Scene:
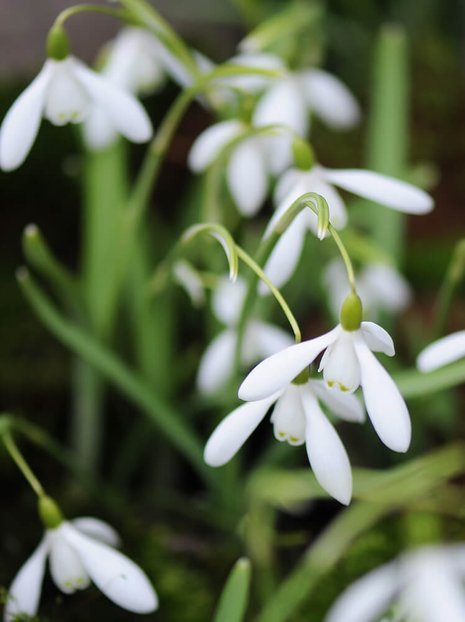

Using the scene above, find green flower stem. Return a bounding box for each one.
[434,238,465,337]
[2,431,45,498]
[53,4,130,30]
[17,269,214,486]
[328,224,356,292]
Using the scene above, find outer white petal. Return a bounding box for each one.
[48,529,90,594]
[273,168,303,205]
[212,276,246,326]
[323,168,434,214]
[188,120,244,172]
[239,327,340,401]
[61,523,158,613]
[4,538,48,621]
[72,517,121,547]
[226,139,268,216]
[82,106,119,151]
[204,394,279,466]
[354,335,411,452]
[0,61,53,171]
[417,331,465,372]
[221,53,285,92]
[197,329,236,395]
[300,386,352,504]
[325,561,399,622]
[252,321,294,358]
[253,78,308,136]
[71,58,153,143]
[360,321,395,356]
[298,68,360,129]
[360,263,411,314]
[310,379,365,422]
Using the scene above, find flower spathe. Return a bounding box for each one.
[417,330,465,373]
[0,55,153,170]
[4,517,158,620]
[325,544,465,622]
[239,321,411,453]
[204,380,364,504]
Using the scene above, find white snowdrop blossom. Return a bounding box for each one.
[325,544,465,622]
[205,378,364,504]
[417,330,465,373]
[324,258,412,321]
[239,321,411,452]
[4,517,158,620]
[0,55,153,170]
[197,276,293,394]
[260,165,434,291]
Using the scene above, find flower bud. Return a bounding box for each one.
[46,26,70,61]
[340,292,363,331]
[38,495,64,529]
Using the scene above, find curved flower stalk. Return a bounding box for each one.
[325,544,465,622]
[417,330,465,373]
[204,379,364,504]
[239,320,411,453]
[324,258,412,321]
[261,164,434,291]
[197,276,293,395]
[4,516,158,620]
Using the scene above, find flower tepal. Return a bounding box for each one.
[0,55,153,171]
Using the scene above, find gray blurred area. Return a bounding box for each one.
[0,0,239,79]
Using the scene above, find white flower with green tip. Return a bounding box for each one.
[205,379,364,505]
[4,516,158,620]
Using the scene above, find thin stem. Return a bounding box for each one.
[2,432,44,497]
[328,225,356,291]
[434,239,465,337]
[53,4,130,29]
[236,245,301,343]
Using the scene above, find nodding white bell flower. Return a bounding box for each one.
[239,319,411,453]
[0,55,153,170]
[260,164,434,292]
[197,276,293,394]
[4,516,158,620]
[325,544,465,622]
[205,378,364,504]
[417,330,465,373]
[324,258,412,321]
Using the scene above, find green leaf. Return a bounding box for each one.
[213,558,251,622]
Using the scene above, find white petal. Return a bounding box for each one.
[197,329,236,395]
[260,212,308,293]
[265,176,310,238]
[320,331,361,393]
[221,53,285,93]
[417,331,465,372]
[172,259,205,308]
[44,59,90,125]
[0,61,53,171]
[188,120,244,172]
[253,78,308,136]
[298,69,360,129]
[304,173,348,230]
[354,335,411,452]
[273,168,302,205]
[226,139,268,216]
[82,106,119,151]
[310,379,365,422]
[359,263,411,315]
[204,394,279,466]
[323,168,434,214]
[61,523,158,613]
[360,321,395,356]
[323,258,350,320]
[72,517,121,547]
[325,561,399,622]
[72,58,153,143]
[48,529,90,594]
[212,276,246,326]
[300,386,352,504]
[262,132,294,175]
[239,327,340,401]
[252,321,294,357]
[271,385,306,445]
[4,539,48,621]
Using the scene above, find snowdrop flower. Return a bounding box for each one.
[325,544,465,622]
[417,330,465,373]
[197,276,293,394]
[5,501,158,620]
[0,53,153,170]
[205,378,364,504]
[324,258,412,320]
[239,297,411,452]
[261,164,434,291]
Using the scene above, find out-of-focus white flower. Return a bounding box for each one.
[324,259,412,320]
[260,165,434,291]
[325,544,465,622]
[205,379,364,504]
[0,56,153,170]
[197,276,293,394]
[417,330,465,373]
[239,321,411,452]
[172,259,206,307]
[4,516,158,620]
